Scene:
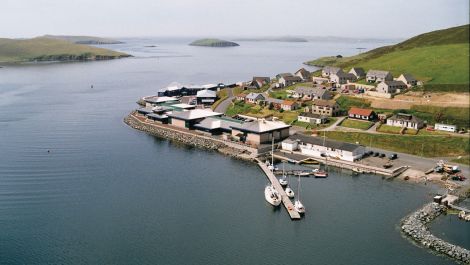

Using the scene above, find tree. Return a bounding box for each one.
[268,102,274,110]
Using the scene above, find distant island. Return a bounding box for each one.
[42,35,124,45]
[189,38,239,47]
[0,37,130,63]
[235,37,308,42]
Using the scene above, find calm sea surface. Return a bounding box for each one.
[0,38,461,264]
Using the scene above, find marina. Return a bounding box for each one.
[256,159,301,220]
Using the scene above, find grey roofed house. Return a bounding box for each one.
[322,66,343,75]
[276,72,294,79]
[294,86,332,99]
[265,97,284,104]
[366,70,390,78]
[287,133,363,152]
[230,120,291,134]
[298,112,327,119]
[399,74,416,82]
[283,75,302,82]
[388,113,422,123]
[245,92,265,101]
[349,67,365,78]
[295,68,311,80]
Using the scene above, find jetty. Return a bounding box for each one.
[256,159,301,220]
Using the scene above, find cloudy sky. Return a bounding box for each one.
[1,0,468,39]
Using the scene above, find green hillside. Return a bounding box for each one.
[305,24,469,86]
[0,37,130,63]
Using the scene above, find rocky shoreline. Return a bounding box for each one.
[124,113,256,161]
[401,203,470,264]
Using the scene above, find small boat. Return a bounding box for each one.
[294,174,305,214]
[264,185,281,206]
[352,167,363,173]
[314,170,328,178]
[382,163,393,169]
[302,159,319,165]
[296,171,311,177]
[287,159,297,164]
[285,186,294,198]
[279,162,288,186]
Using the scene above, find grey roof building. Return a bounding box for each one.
[349,67,366,78]
[366,70,393,82]
[294,87,332,100]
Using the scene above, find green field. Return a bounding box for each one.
[323,131,470,157]
[336,96,371,112]
[305,24,470,86]
[376,124,417,135]
[0,37,129,63]
[340,119,374,130]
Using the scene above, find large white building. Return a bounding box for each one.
[282,134,365,162]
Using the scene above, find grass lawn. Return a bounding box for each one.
[340,119,374,130]
[323,131,470,157]
[269,90,290,100]
[336,95,371,112]
[225,100,252,116]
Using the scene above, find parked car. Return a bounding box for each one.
[373,152,379,157]
[388,153,398,160]
[379,153,385,158]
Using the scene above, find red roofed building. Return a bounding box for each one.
[348,107,376,121]
[281,100,299,111]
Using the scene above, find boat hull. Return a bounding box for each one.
[264,186,281,206]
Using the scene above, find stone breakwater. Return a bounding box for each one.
[124,113,256,161]
[401,203,470,264]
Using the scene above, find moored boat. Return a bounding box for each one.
[264,185,281,206]
[314,170,328,178]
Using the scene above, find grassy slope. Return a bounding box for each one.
[43,35,122,44]
[0,37,129,63]
[305,24,470,85]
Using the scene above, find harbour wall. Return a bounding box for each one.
[401,203,470,264]
[124,112,257,161]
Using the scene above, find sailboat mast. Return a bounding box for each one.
[271,136,274,171]
[297,174,301,201]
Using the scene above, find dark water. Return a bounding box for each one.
[0,39,459,264]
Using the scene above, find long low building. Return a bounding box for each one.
[167,109,223,129]
[282,134,365,162]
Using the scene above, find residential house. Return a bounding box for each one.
[293,87,332,100]
[196,89,217,105]
[310,100,340,117]
[281,100,299,111]
[366,70,393,83]
[298,112,328,124]
[330,72,357,85]
[230,120,291,146]
[377,80,407,94]
[236,93,247,101]
[276,73,293,79]
[386,113,424,130]
[295,68,311,81]
[167,109,222,129]
[434,123,457,133]
[397,74,417,87]
[251,76,270,88]
[245,93,266,104]
[312,76,329,84]
[348,107,376,121]
[265,97,283,110]
[282,134,365,162]
[278,75,302,87]
[321,66,343,78]
[349,67,366,79]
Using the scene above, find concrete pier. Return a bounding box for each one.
[256,159,301,220]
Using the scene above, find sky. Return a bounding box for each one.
[0,0,468,39]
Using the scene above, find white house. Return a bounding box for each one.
[330,72,356,85]
[376,80,407,94]
[366,70,393,83]
[298,112,328,124]
[282,134,365,162]
[396,74,418,87]
[434,123,457,133]
[245,93,265,103]
[322,66,343,78]
[386,113,424,129]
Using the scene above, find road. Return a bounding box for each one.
[214,87,234,113]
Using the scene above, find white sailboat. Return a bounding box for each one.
[279,162,288,186]
[285,165,295,198]
[264,185,281,206]
[294,174,305,213]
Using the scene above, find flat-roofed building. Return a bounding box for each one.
[167,109,222,129]
[298,112,328,124]
[194,116,244,135]
[434,123,457,133]
[196,89,217,105]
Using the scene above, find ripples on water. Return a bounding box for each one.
[0,38,459,265]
